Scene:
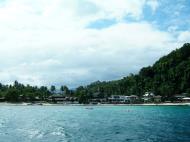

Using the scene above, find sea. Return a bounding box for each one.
[0,105,190,142]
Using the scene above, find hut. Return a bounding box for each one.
[153,95,162,103]
[142,92,155,103]
[182,97,190,103]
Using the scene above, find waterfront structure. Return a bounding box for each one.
[128,95,139,103]
[108,95,124,103]
[182,97,190,103]
[88,92,107,104]
[142,92,155,103]
[173,94,186,102]
[48,95,78,104]
[89,98,107,104]
[153,95,162,103]
[108,95,139,104]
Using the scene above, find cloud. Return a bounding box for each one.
[0,0,189,87]
[87,0,146,20]
[178,31,190,42]
[146,0,159,12]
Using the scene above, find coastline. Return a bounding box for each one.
[0,102,190,106]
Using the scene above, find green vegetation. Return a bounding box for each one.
[0,81,73,102]
[0,43,190,103]
[75,43,190,102]
[0,81,51,102]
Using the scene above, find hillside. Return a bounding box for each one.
[75,43,190,101]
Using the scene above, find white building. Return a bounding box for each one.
[142,92,155,103]
[108,95,139,104]
[182,97,190,102]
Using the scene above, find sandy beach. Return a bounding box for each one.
[0,102,190,106]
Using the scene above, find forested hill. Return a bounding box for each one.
[0,43,190,102]
[76,43,190,100]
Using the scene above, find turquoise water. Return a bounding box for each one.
[0,106,190,142]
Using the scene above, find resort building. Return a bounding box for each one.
[108,95,124,103]
[173,94,187,102]
[128,95,139,104]
[89,98,107,104]
[142,92,155,103]
[88,92,107,104]
[153,95,162,103]
[182,97,190,103]
[108,95,139,104]
[48,95,78,104]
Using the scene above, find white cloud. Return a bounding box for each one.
[0,0,187,87]
[146,0,159,12]
[178,31,190,42]
[87,0,146,20]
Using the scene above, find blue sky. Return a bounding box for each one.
[87,0,190,31]
[0,0,190,88]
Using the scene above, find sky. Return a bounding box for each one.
[0,0,190,88]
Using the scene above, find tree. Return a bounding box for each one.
[63,85,69,96]
[75,86,88,104]
[5,88,20,102]
[60,86,64,94]
[60,85,69,95]
[50,85,56,94]
[73,43,190,101]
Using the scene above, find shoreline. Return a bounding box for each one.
[0,102,190,106]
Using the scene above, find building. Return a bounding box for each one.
[153,95,162,103]
[128,95,139,104]
[108,95,124,104]
[182,97,190,103]
[142,92,155,103]
[48,95,65,103]
[173,95,186,102]
[89,92,107,104]
[89,98,107,104]
[108,95,139,104]
[48,95,78,104]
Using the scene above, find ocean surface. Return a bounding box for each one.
[0,106,190,142]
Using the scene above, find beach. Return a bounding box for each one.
[0,102,190,106]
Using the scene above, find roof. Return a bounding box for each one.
[154,95,162,98]
[174,95,186,98]
[92,92,101,97]
[182,97,190,100]
[54,98,66,101]
[129,95,138,98]
[143,92,155,97]
[51,95,66,98]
